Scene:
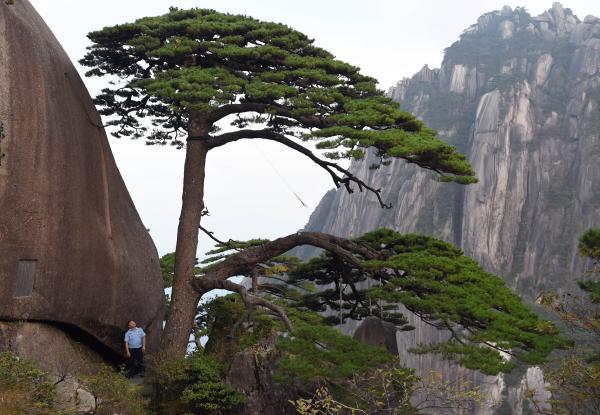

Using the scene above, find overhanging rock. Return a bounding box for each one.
[0,0,163,355]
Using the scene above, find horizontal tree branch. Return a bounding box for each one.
[197,231,378,283]
[203,129,391,208]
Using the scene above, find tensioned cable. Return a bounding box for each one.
[254,143,308,208]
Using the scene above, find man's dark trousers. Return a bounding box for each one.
[128,347,144,377]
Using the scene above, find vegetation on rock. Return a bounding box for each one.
[529,229,599,414]
[82,365,146,415]
[291,362,484,415]
[0,352,57,415]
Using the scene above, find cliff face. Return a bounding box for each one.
[303,4,599,413]
[305,3,600,299]
[0,1,164,354]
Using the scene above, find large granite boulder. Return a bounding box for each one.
[0,1,163,355]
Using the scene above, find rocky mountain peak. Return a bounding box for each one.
[413,63,436,82]
[463,3,589,48]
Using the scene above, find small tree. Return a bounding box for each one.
[0,352,56,415]
[145,352,244,415]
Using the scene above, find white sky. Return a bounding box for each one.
[30,1,600,257]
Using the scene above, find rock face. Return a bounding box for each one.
[0,321,104,376]
[353,316,399,355]
[0,321,103,413]
[303,3,599,413]
[0,1,163,354]
[307,2,600,299]
[226,336,299,415]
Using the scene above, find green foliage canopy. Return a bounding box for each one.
[80,7,476,185]
[579,228,600,260]
[196,229,569,376]
[196,294,394,384]
[281,229,569,375]
[275,306,394,382]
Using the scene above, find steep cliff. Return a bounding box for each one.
[302,3,599,413]
[305,3,600,299]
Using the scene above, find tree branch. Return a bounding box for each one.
[211,279,294,332]
[190,231,380,332]
[208,103,330,128]
[203,129,391,208]
[199,224,241,252]
[194,231,378,288]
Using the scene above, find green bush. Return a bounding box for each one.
[82,365,147,415]
[579,228,600,260]
[0,352,57,415]
[146,352,244,415]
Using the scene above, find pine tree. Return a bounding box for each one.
[81,7,504,359]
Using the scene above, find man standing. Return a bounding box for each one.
[124,320,146,377]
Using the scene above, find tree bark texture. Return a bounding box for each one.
[159,119,209,358]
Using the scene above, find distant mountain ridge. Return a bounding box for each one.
[300,4,599,413]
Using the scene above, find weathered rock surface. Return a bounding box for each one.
[53,375,97,414]
[303,3,599,413]
[353,316,399,355]
[0,1,163,354]
[0,321,104,375]
[307,2,600,300]
[226,336,299,415]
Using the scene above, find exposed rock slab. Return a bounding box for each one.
[0,1,163,354]
[0,321,105,375]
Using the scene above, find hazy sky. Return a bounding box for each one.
[29,0,600,257]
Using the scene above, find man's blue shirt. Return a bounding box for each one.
[124,327,145,349]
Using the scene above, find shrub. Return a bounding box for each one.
[82,365,146,415]
[0,352,57,415]
[146,352,244,415]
